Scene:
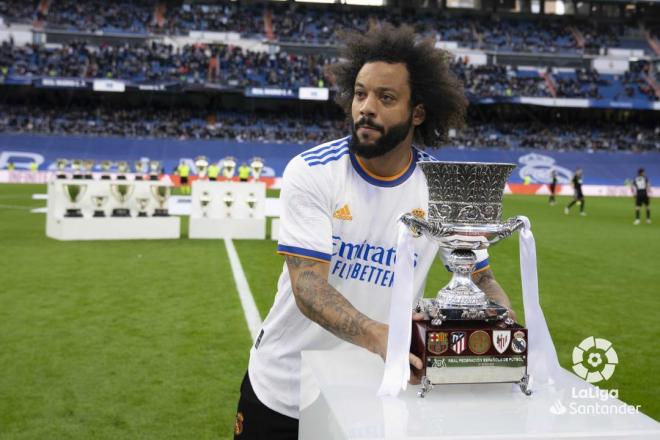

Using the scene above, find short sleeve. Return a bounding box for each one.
[276,157,333,262]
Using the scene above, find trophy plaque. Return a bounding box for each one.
[150,185,170,217]
[200,191,211,217]
[111,183,134,217]
[149,160,160,181]
[63,183,87,217]
[100,161,112,180]
[223,191,234,218]
[249,157,264,181]
[195,156,209,179]
[136,197,150,217]
[92,195,108,217]
[401,161,530,397]
[56,159,68,179]
[222,156,237,179]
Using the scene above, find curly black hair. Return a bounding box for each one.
[330,24,468,146]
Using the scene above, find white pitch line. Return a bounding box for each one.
[224,238,262,341]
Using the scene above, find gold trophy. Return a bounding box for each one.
[100,160,112,180]
[92,195,108,217]
[136,197,150,217]
[222,156,237,179]
[71,159,83,179]
[223,191,234,218]
[110,183,134,217]
[63,183,87,217]
[200,190,212,217]
[116,161,129,180]
[246,192,257,218]
[150,185,170,217]
[149,160,160,181]
[195,156,209,179]
[249,157,265,181]
[56,158,68,179]
[82,159,94,179]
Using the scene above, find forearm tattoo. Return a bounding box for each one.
[285,255,379,350]
[472,268,512,309]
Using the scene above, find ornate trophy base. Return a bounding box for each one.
[93,210,106,217]
[411,319,530,397]
[64,209,83,217]
[152,209,169,217]
[112,208,131,217]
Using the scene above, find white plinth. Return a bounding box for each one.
[46,217,180,241]
[188,217,265,239]
[299,350,660,440]
[271,218,280,241]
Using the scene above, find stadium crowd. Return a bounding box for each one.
[1,104,657,152]
[0,0,649,54]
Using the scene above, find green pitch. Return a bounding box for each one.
[0,184,658,439]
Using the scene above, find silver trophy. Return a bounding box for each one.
[56,158,68,179]
[116,161,129,180]
[402,162,531,397]
[100,160,112,180]
[200,190,212,217]
[195,156,209,179]
[150,185,170,217]
[149,160,160,181]
[92,195,108,217]
[223,191,234,218]
[136,197,150,217]
[82,159,95,180]
[111,183,134,217]
[246,192,257,218]
[134,160,145,180]
[63,183,87,217]
[222,156,237,179]
[249,157,265,181]
[71,159,83,179]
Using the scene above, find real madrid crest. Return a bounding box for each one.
[511,330,527,354]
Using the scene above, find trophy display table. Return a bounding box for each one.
[47,217,180,241]
[299,350,660,440]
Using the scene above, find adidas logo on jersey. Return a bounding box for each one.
[333,204,353,221]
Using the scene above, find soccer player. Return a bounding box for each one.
[548,170,558,205]
[564,167,586,216]
[632,168,651,225]
[233,25,517,439]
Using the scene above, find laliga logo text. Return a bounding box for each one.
[549,337,641,416]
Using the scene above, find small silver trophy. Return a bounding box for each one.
[63,183,87,217]
[111,183,134,217]
[148,160,160,181]
[71,159,83,179]
[195,156,209,179]
[246,192,257,218]
[150,185,170,217]
[200,190,212,217]
[100,161,112,180]
[134,161,145,181]
[92,195,108,217]
[249,157,264,181]
[116,161,129,180]
[82,159,95,180]
[56,158,68,179]
[223,191,234,218]
[222,156,237,179]
[136,197,150,217]
[402,161,530,397]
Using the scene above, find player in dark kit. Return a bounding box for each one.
[632,168,651,225]
[548,170,558,205]
[564,168,586,216]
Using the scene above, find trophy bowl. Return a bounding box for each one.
[150,185,170,217]
[91,195,108,217]
[110,183,134,217]
[222,156,237,179]
[401,161,530,397]
[63,183,87,217]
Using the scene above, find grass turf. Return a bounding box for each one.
[0,184,658,439]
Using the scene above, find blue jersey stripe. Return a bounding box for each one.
[349,149,418,188]
[302,143,348,162]
[300,137,350,158]
[277,244,332,261]
[307,149,349,166]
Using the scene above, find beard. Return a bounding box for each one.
[349,113,413,159]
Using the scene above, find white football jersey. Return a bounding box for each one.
[248,136,490,418]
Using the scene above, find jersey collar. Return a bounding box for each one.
[349,144,419,188]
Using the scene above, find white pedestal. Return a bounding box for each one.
[299,350,660,440]
[271,218,280,241]
[188,217,265,239]
[46,217,180,241]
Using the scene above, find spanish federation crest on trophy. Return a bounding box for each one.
[401,161,531,397]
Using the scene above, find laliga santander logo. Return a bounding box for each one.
[572,337,618,383]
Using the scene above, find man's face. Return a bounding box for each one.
[349,62,418,159]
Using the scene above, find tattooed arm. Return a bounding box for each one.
[472,268,517,321]
[285,255,390,358]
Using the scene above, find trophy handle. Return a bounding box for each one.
[399,213,453,239]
